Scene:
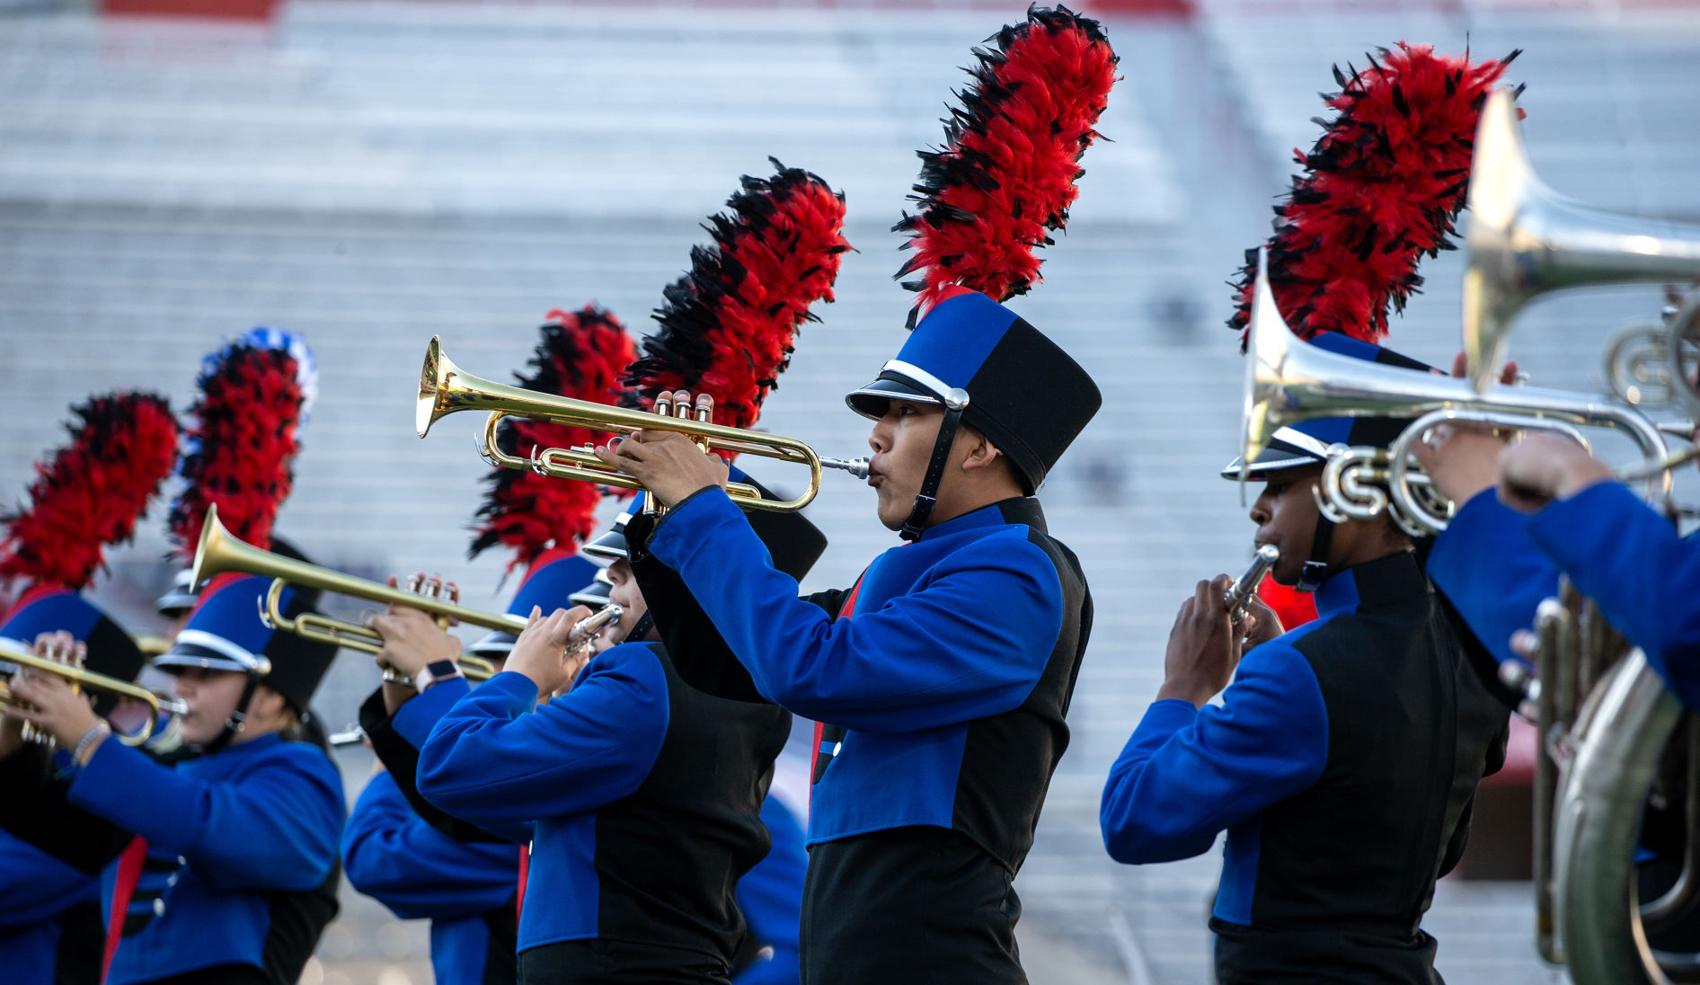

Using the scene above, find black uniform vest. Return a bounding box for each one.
[1213,552,1509,983]
[524,643,791,984]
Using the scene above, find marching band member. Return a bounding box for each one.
[1102,45,1520,983]
[0,327,343,985]
[344,305,635,984]
[600,11,1112,982]
[419,162,842,985]
[1,570,343,985]
[1099,339,1509,983]
[0,391,178,985]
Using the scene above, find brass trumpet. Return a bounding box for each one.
[192,504,524,682]
[416,337,865,513]
[1463,91,1700,391]
[0,641,187,747]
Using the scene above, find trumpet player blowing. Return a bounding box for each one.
[597,10,1117,982]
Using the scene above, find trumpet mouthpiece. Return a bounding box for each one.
[822,457,871,480]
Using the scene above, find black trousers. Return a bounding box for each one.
[520,939,731,985]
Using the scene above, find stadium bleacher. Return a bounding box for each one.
[2,2,1697,981]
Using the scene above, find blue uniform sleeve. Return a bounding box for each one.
[66,739,343,893]
[0,831,95,928]
[647,489,1064,732]
[1426,488,1561,667]
[1100,640,1329,865]
[417,652,669,829]
[733,796,805,985]
[1528,481,1700,707]
[391,677,471,749]
[342,770,517,921]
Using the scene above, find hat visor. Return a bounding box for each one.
[153,643,254,675]
[570,582,613,608]
[1219,448,1328,481]
[153,629,269,675]
[581,530,628,562]
[844,377,942,421]
[467,631,516,659]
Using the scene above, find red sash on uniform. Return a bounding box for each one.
[808,577,865,808]
[516,844,530,924]
[103,835,148,980]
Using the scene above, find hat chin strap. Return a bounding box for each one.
[1297,511,1335,594]
[202,674,260,754]
[899,389,972,543]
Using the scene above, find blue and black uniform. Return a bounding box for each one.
[1101,552,1508,982]
[419,642,791,985]
[343,685,521,985]
[644,489,1090,983]
[0,828,103,985]
[1429,482,1700,708]
[0,730,344,985]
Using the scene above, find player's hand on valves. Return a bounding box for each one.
[1238,595,1284,651]
[1411,354,1524,505]
[8,632,101,750]
[508,606,597,697]
[592,390,729,509]
[1157,575,1240,708]
[369,572,462,680]
[1497,432,1615,514]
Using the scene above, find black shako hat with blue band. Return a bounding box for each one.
[467,552,601,659]
[154,573,337,720]
[1219,331,1436,481]
[846,288,1101,537]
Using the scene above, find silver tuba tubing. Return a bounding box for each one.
[1552,649,1685,984]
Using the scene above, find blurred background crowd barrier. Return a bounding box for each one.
[2,0,1698,981]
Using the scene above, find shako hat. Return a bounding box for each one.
[868,7,1116,535]
[154,572,336,716]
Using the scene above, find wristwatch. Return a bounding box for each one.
[413,659,463,692]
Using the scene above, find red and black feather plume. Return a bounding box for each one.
[167,332,314,560]
[1228,43,1522,348]
[0,393,179,590]
[623,159,850,433]
[471,306,637,568]
[894,5,1118,324]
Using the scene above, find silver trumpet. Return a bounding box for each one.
[1224,546,1279,626]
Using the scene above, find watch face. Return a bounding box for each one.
[425,660,460,678]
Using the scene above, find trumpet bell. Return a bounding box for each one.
[1462,91,1700,391]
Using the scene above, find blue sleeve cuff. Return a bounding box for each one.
[1132,698,1198,741]
[647,486,743,569]
[1527,481,1637,563]
[392,676,473,748]
[476,670,541,710]
[1428,488,1519,582]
